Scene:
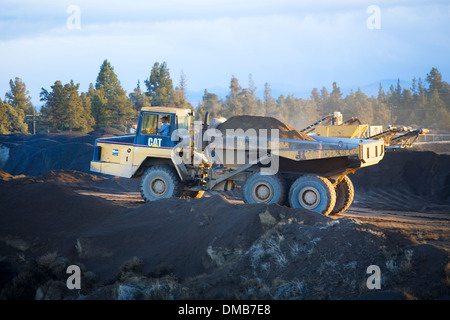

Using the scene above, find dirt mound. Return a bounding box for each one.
[47,169,140,193]
[217,115,315,141]
[0,170,27,181]
[412,142,450,155]
[0,128,124,176]
[351,150,450,211]
[0,178,448,300]
[0,180,126,258]
[38,170,107,184]
[76,195,315,282]
[89,127,125,137]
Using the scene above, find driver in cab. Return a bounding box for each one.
[157,116,170,136]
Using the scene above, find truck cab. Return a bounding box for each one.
[90,107,193,178]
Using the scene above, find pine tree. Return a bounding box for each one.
[0,100,8,134]
[40,80,65,130]
[61,81,94,131]
[309,88,322,116]
[0,99,28,134]
[371,98,390,126]
[108,88,135,131]
[415,77,427,122]
[248,74,257,97]
[224,76,243,116]
[401,88,415,123]
[319,86,329,115]
[323,82,343,115]
[355,88,374,124]
[196,89,223,120]
[95,60,120,96]
[426,89,446,127]
[330,82,343,100]
[276,95,289,123]
[81,92,95,130]
[320,87,329,101]
[411,77,417,96]
[129,81,151,111]
[426,67,443,95]
[426,67,449,107]
[388,79,402,110]
[237,88,255,116]
[5,77,34,133]
[173,70,193,109]
[92,59,134,129]
[5,77,34,115]
[311,88,321,104]
[144,62,175,106]
[179,70,187,96]
[40,80,94,132]
[235,74,258,116]
[263,82,276,117]
[377,83,386,102]
[90,87,110,128]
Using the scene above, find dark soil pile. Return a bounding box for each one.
[36,169,139,194]
[351,150,450,211]
[412,142,450,155]
[38,169,107,184]
[216,115,315,141]
[0,175,448,300]
[0,128,125,176]
[0,171,26,181]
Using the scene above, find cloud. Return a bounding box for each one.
[0,0,449,106]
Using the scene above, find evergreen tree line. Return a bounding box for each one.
[0,60,192,134]
[196,67,450,132]
[1,62,449,135]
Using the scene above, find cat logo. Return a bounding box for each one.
[148,137,162,148]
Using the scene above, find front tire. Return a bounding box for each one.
[140,166,184,202]
[243,172,287,205]
[288,175,336,215]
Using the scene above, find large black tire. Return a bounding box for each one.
[288,175,336,215]
[331,175,354,215]
[243,172,287,205]
[140,166,184,202]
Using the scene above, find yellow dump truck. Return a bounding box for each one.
[91,107,385,215]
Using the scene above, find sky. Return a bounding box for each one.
[0,0,449,109]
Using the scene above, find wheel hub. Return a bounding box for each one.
[253,183,272,202]
[299,187,320,209]
[151,178,167,195]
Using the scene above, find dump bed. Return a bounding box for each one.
[276,136,384,167]
[205,134,385,177]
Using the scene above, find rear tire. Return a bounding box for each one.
[140,166,184,202]
[243,172,287,205]
[330,175,354,215]
[288,175,336,215]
